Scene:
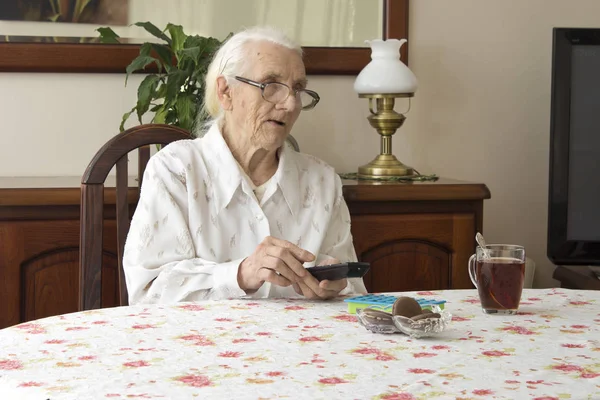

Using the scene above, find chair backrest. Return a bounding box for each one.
[79,124,191,311]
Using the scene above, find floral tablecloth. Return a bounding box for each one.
[0,288,599,399]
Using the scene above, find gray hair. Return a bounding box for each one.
[196,26,302,135]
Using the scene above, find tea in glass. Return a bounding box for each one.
[468,245,526,315]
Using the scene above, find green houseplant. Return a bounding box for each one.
[98,22,229,133]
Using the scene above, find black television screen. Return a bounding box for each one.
[548,28,600,265]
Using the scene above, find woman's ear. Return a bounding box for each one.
[216,76,233,111]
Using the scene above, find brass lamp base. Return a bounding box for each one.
[358,154,413,178]
[356,93,414,179]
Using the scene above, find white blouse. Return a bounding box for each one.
[123,124,367,304]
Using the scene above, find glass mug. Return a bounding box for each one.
[468,245,526,315]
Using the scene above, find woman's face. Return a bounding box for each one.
[224,41,306,151]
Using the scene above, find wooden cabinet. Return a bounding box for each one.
[343,179,490,293]
[0,177,135,329]
[1,221,121,325]
[0,177,490,329]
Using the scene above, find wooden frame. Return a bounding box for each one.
[0,0,408,75]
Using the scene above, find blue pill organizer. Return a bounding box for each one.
[344,294,446,314]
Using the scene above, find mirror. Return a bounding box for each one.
[1,0,382,47]
[0,0,408,74]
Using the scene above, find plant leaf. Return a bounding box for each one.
[165,70,188,101]
[117,25,228,133]
[165,109,179,125]
[156,81,168,98]
[126,56,157,74]
[167,23,187,55]
[134,21,171,44]
[48,0,58,15]
[185,35,221,59]
[153,104,168,124]
[139,42,152,57]
[175,93,197,132]
[222,32,234,42]
[177,56,195,82]
[136,75,160,122]
[179,46,200,66]
[150,43,173,71]
[96,27,121,44]
[140,43,173,73]
[120,106,136,132]
[73,0,93,21]
[125,56,159,84]
[187,35,224,77]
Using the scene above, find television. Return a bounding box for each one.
[547,27,600,265]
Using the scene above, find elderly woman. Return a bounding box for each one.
[123,26,367,303]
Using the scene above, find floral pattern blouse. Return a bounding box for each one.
[123,123,366,304]
[0,288,599,399]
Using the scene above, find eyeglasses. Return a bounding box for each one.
[234,76,320,110]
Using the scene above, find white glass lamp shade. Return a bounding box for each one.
[354,39,418,95]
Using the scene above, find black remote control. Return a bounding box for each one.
[305,262,370,282]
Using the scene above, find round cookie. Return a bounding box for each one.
[392,296,422,318]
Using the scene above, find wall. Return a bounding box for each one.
[0,73,376,177]
[405,0,600,287]
[1,0,599,287]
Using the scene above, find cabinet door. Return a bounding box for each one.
[0,220,119,328]
[351,213,475,292]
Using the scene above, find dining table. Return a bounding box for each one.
[0,288,599,399]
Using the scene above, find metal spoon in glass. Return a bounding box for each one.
[475,232,491,259]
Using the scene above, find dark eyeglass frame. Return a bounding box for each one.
[234,76,320,110]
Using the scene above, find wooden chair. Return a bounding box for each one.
[79,124,191,311]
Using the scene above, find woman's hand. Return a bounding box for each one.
[292,258,348,300]
[237,236,315,292]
